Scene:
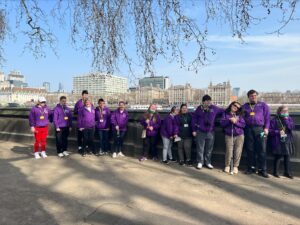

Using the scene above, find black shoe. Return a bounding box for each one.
[179,161,185,166]
[169,159,177,163]
[81,153,86,157]
[245,169,254,175]
[283,173,294,179]
[162,160,169,165]
[186,160,193,167]
[258,171,269,178]
[86,151,92,155]
[273,173,280,178]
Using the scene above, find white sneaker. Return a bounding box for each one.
[41,151,47,158]
[34,152,41,159]
[196,163,202,169]
[206,164,214,169]
[58,153,64,158]
[224,166,230,173]
[233,167,239,174]
[112,152,117,158]
[62,151,69,156]
[118,152,125,157]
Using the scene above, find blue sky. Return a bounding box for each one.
[1,1,300,93]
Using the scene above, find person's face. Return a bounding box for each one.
[203,100,211,107]
[181,106,188,113]
[231,103,241,113]
[119,102,125,110]
[40,102,46,107]
[150,104,157,112]
[85,100,91,107]
[174,108,179,115]
[248,93,258,103]
[82,94,88,100]
[99,101,105,108]
[60,98,67,106]
[280,107,289,115]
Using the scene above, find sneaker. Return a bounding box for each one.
[186,160,193,167]
[112,152,117,158]
[169,158,177,163]
[233,167,239,174]
[34,152,41,159]
[283,173,294,179]
[273,173,280,178]
[118,152,125,157]
[41,151,47,158]
[58,153,64,158]
[206,164,214,169]
[224,166,230,173]
[139,157,147,162]
[162,160,169,164]
[258,171,269,178]
[196,163,202,170]
[152,157,158,161]
[179,161,185,166]
[99,150,104,156]
[62,151,69,156]
[81,153,86,157]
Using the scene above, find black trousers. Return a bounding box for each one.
[274,154,291,175]
[81,128,95,154]
[77,129,83,148]
[113,130,126,153]
[55,127,70,154]
[142,136,158,158]
[245,126,267,172]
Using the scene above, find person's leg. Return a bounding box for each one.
[34,127,41,152]
[224,135,234,168]
[177,140,185,162]
[195,132,206,165]
[204,132,215,166]
[81,129,89,155]
[62,127,69,152]
[162,136,170,161]
[142,136,150,157]
[113,131,118,154]
[273,154,281,177]
[150,135,158,159]
[98,130,103,152]
[283,155,292,178]
[119,131,126,153]
[233,135,245,168]
[167,140,173,160]
[40,127,49,152]
[77,129,83,150]
[88,128,96,154]
[254,129,267,175]
[103,130,109,153]
[55,129,63,154]
[244,127,255,173]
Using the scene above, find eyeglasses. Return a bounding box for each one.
[233,104,241,109]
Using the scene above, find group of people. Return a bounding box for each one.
[29,89,296,179]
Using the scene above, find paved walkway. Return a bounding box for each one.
[0,141,299,225]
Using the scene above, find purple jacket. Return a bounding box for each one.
[74,99,84,115]
[111,109,129,131]
[192,105,224,133]
[77,106,96,129]
[269,116,295,154]
[242,101,270,129]
[95,106,111,130]
[53,104,73,128]
[140,113,161,137]
[220,112,246,136]
[160,114,176,138]
[29,105,52,127]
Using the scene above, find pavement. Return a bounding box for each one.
[0,140,299,225]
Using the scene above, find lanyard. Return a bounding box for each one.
[38,106,45,116]
[61,105,67,116]
[99,107,104,118]
[277,116,285,131]
[182,114,188,124]
[249,102,256,112]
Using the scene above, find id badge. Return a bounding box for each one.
[184,124,189,128]
[64,116,68,120]
[100,119,104,123]
[40,116,44,120]
[250,112,255,116]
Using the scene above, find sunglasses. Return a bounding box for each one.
[232,104,241,109]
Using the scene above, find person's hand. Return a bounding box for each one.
[30,127,35,133]
[264,128,269,136]
[79,128,84,131]
[230,117,237,124]
[56,128,61,132]
[192,132,197,137]
[149,126,154,131]
[280,130,285,136]
[116,125,119,130]
[69,127,72,132]
[174,134,178,138]
[145,119,150,124]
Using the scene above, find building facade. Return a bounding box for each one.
[139,76,171,90]
[206,81,232,106]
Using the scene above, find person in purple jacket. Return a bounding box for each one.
[269,105,295,179]
[161,106,179,164]
[174,104,193,166]
[95,98,111,155]
[111,101,129,158]
[242,90,270,178]
[192,95,224,170]
[74,90,89,153]
[139,104,161,162]
[53,96,73,158]
[29,97,52,159]
[220,101,245,174]
[77,99,96,156]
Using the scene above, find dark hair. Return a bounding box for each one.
[180,103,187,113]
[225,101,244,116]
[143,104,158,121]
[202,95,212,102]
[98,98,105,104]
[119,101,125,105]
[82,90,88,95]
[247,89,258,97]
[170,106,177,114]
[276,105,288,116]
[59,96,66,101]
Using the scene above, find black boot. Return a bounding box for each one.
[273,155,281,178]
[283,155,293,179]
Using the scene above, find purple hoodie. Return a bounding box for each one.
[160,114,176,139]
[242,101,270,129]
[95,106,111,130]
[269,116,295,155]
[192,105,224,133]
[29,105,52,127]
[53,104,73,128]
[140,113,161,137]
[77,106,96,129]
[111,109,129,131]
[74,99,84,115]
[220,112,246,136]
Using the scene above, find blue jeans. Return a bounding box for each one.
[113,130,126,153]
[161,136,173,161]
[98,130,109,152]
[194,131,215,164]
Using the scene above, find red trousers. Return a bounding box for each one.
[34,126,49,152]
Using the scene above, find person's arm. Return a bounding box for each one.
[68,109,73,128]
[220,113,230,128]
[53,107,59,129]
[153,114,161,130]
[173,115,180,136]
[95,108,99,122]
[111,111,116,127]
[269,119,279,136]
[77,108,84,130]
[29,108,36,128]
[285,117,295,131]
[191,109,199,132]
[235,116,246,128]
[263,103,271,130]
